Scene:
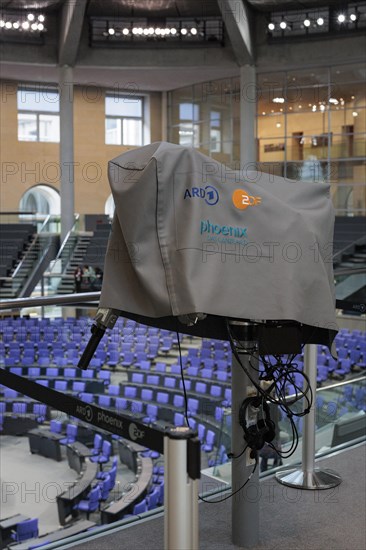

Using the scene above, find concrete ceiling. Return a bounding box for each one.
[0,1,360,91]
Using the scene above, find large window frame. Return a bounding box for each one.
[17,86,60,143]
[105,93,144,146]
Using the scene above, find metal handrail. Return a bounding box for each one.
[11,233,41,280]
[48,213,80,273]
[0,291,101,310]
[333,234,366,262]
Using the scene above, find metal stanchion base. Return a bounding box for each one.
[276,468,342,490]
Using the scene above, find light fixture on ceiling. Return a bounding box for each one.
[279,21,287,30]
[317,17,324,26]
[337,14,346,23]
[108,28,115,35]
[268,22,275,31]
[350,13,357,22]
[304,18,311,28]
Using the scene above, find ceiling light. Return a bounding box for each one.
[27,14,35,21]
[148,27,154,35]
[190,27,197,35]
[22,21,30,29]
[304,19,311,27]
[108,28,115,35]
[352,111,358,117]
[181,28,188,35]
[0,20,5,28]
[132,27,138,35]
[170,28,177,35]
[273,97,285,103]
[5,21,12,29]
[37,23,44,31]
[268,22,275,31]
[137,27,143,34]
[279,21,287,30]
[143,28,149,35]
[350,14,357,22]
[329,98,339,105]
[122,28,129,35]
[12,21,20,29]
[337,14,346,23]
[38,15,45,22]
[165,28,171,35]
[31,22,38,30]
[320,105,325,111]
[276,122,281,128]
[317,17,324,26]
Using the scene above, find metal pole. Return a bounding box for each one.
[230,321,259,548]
[164,428,199,550]
[276,344,342,489]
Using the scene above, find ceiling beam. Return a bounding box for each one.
[58,0,88,66]
[218,0,254,65]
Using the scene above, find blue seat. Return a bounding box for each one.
[74,486,101,519]
[174,412,185,426]
[98,370,111,384]
[157,392,169,405]
[124,386,137,399]
[72,381,86,393]
[11,518,38,542]
[50,419,62,433]
[79,392,94,404]
[33,403,47,422]
[132,372,144,384]
[133,498,148,515]
[82,369,94,379]
[12,402,27,416]
[164,377,176,389]
[147,487,160,510]
[90,440,112,467]
[54,380,68,392]
[91,433,103,455]
[141,388,153,401]
[98,395,111,408]
[108,384,120,396]
[173,394,184,408]
[59,423,78,445]
[202,429,216,452]
[143,404,158,424]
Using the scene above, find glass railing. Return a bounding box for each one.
[0,296,365,546]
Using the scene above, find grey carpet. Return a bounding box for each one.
[67,442,366,550]
[0,435,78,535]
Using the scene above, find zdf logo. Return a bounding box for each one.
[232,188,262,210]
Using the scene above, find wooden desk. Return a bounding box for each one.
[101,457,153,524]
[67,442,94,475]
[0,514,29,549]
[57,461,98,525]
[8,519,96,550]
[28,429,63,461]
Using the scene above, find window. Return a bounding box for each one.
[178,102,200,147]
[17,86,60,142]
[105,94,143,145]
[210,111,222,153]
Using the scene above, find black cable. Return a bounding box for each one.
[199,452,258,504]
[175,329,190,428]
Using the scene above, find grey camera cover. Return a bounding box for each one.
[100,142,337,347]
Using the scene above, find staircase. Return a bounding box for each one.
[0,234,59,299]
[57,234,92,294]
